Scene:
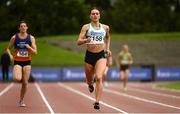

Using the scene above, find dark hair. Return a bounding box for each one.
[18,21,28,27]
[89,7,101,14]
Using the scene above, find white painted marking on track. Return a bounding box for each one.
[35,83,55,114]
[58,113,124,114]
[0,83,13,96]
[128,87,180,99]
[0,113,125,114]
[58,83,128,114]
[104,88,180,110]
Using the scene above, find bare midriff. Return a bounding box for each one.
[86,44,105,53]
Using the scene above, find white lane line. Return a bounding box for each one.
[59,113,123,114]
[111,83,180,99]
[35,83,55,114]
[1,113,123,114]
[0,83,14,96]
[128,87,180,100]
[58,83,128,114]
[104,89,180,110]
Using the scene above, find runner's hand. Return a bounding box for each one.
[9,54,14,62]
[85,37,91,43]
[25,44,31,49]
[106,50,112,56]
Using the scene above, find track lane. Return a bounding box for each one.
[58,82,128,114]
[0,83,13,97]
[38,82,120,113]
[126,82,180,96]
[40,83,121,113]
[35,83,54,114]
[0,83,12,91]
[39,83,99,113]
[110,83,180,107]
[1,82,180,113]
[0,83,49,113]
[66,82,180,113]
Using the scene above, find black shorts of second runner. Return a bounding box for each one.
[120,64,130,71]
[85,50,106,67]
[14,60,31,67]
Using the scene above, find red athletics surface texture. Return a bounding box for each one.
[0,82,180,114]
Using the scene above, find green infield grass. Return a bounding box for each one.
[157,82,180,90]
[1,32,180,66]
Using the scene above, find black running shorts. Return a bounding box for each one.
[14,60,31,67]
[85,50,106,67]
[120,64,130,71]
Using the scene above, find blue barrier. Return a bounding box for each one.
[62,67,152,81]
[156,68,180,80]
[0,67,180,81]
[31,68,62,81]
[62,67,86,81]
[108,68,152,81]
[0,68,13,80]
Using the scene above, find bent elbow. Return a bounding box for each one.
[77,41,81,46]
[77,43,81,46]
[35,51,38,55]
[33,50,37,55]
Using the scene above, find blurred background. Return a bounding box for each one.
[0,0,180,84]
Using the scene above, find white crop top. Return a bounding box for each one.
[86,23,106,44]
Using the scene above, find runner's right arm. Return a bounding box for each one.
[6,35,15,62]
[77,24,91,45]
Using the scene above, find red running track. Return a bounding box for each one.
[0,82,180,114]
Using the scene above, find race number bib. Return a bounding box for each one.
[17,49,28,57]
[92,35,103,42]
[86,35,104,44]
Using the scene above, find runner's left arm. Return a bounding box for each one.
[105,25,111,56]
[25,36,37,54]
